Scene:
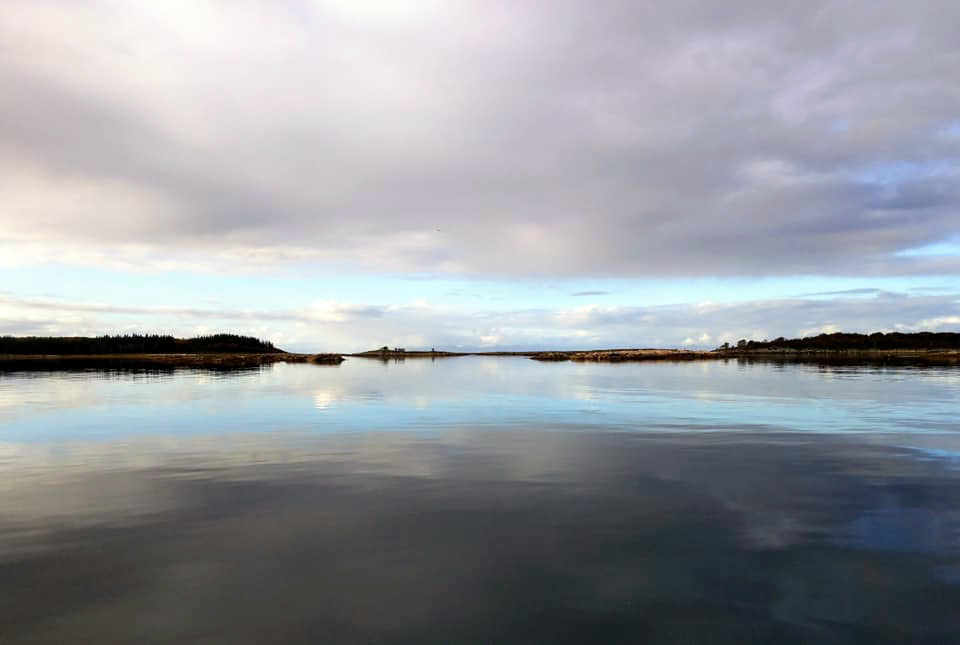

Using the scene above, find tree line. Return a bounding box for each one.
[718,331,960,352]
[0,334,281,355]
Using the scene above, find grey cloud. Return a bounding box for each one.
[0,296,301,322]
[909,285,958,293]
[0,294,386,326]
[0,318,61,336]
[1,1,960,277]
[570,291,611,297]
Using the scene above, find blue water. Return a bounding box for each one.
[1,357,959,643]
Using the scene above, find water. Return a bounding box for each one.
[2,357,959,643]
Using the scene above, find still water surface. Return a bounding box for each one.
[2,357,960,643]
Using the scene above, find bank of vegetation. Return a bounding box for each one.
[0,334,281,355]
[0,334,348,367]
[528,332,960,363]
[720,332,960,352]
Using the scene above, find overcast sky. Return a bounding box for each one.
[2,0,959,351]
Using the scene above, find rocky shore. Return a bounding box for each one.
[531,349,719,362]
[531,348,960,364]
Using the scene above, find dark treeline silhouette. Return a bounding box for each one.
[720,331,960,352]
[0,334,282,355]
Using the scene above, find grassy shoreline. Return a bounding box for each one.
[351,348,960,364]
[531,348,960,363]
[2,348,958,370]
[0,353,344,368]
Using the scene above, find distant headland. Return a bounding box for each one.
[0,334,343,368]
[716,331,960,353]
[529,332,960,364]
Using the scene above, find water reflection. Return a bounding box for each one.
[3,358,960,440]
[1,359,959,642]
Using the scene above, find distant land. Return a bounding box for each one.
[0,334,281,355]
[719,331,960,352]
[351,333,960,364]
[0,334,343,368]
[525,332,960,364]
[2,331,959,368]
[527,332,960,363]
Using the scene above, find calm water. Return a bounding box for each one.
[2,357,960,643]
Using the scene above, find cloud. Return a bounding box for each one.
[1,1,959,278]
[570,291,611,297]
[0,294,302,322]
[3,290,958,352]
[797,288,887,297]
[915,315,960,330]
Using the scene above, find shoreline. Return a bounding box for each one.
[351,348,960,364]
[530,348,960,364]
[530,349,717,362]
[2,348,958,370]
[0,353,344,369]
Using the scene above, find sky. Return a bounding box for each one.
[1,0,959,352]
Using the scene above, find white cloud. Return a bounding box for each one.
[2,290,958,352]
[913,315,960,330]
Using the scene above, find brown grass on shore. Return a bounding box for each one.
[531,349,718,362]
[0,353,344,368]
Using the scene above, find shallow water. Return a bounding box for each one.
[2,357,959,643]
